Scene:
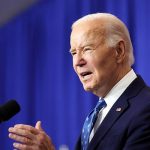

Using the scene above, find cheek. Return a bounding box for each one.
[73,64,78,76]
[91,58,113,79]
[72,59,76,71]
[94,70,105,82]
[73,65,77,73]
[96,52,116,71]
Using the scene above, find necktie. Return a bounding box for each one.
[81,99,106,150]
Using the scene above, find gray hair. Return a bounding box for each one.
[72,13,134,66]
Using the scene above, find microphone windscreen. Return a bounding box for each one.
[0,100,21,122]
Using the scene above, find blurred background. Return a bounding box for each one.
[0,0,150,149]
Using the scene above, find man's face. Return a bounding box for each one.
[70,21,119,96]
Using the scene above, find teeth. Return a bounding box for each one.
[83,74,91,80]
[80,72,92,81]
[81,72,91,77]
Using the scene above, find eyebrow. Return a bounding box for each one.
[69,48,76,53]
[69,44,95,52]
[70,44,97,54]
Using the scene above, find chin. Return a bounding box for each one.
[83,84,94,92]
[83,87,91,92]
[83,81,101,94]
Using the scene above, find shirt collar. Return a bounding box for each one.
[101,69,137,108]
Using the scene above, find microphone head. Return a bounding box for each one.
[0,100,21,122]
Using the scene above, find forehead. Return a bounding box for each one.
[70,21,106,48]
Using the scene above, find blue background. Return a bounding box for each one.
[0,0,150,149]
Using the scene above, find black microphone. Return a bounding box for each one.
[0,100,21,123]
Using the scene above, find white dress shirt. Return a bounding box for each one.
[89,69,137,141]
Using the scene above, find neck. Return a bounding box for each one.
[94,67,132,97]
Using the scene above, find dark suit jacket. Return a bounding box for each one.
[75,76,150,150]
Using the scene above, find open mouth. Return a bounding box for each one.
[80,71,92,79]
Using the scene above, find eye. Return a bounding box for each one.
[70,50,77,56]
[83,47,93,53]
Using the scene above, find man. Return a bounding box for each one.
[8,13,150,150]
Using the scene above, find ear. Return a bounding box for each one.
[115,40,126,63]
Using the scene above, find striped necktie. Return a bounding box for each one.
[81,99,106,150]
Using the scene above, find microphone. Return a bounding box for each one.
[0,100,21,123]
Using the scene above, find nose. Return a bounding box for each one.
[73,53,86,67]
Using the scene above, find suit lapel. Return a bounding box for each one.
[88,96,128,149]
[88,76,146,150]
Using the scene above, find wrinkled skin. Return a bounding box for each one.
[8,15,131,150]
[70,20,130,97]
[8,121,55,150]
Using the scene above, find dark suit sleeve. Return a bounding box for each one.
[123,104,150,150]
[75,136,81,150]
